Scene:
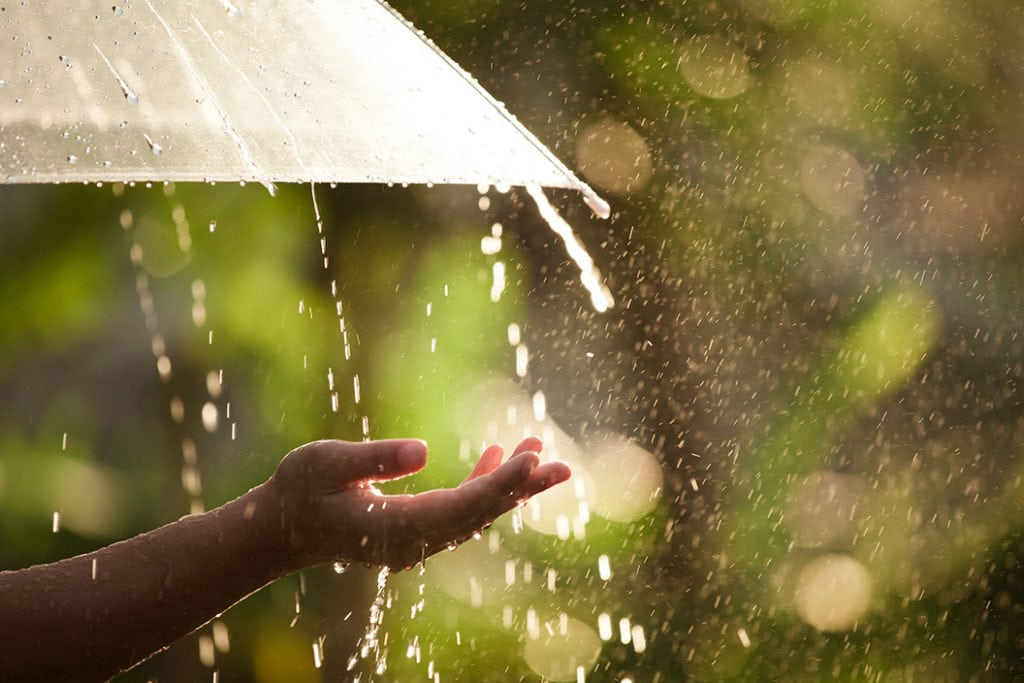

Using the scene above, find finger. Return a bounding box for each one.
[460,450,541,503]
[465,437,543,484]
[305,439,428,490]
[367,456,571,568]
[460,460,572,532]
[511,436,543,457]
[403,451,541,538]
[463,444,504,483]
[516,461,572,498]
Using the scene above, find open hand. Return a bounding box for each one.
[265,437,571,570]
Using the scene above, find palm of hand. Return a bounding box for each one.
[268,437,570,570]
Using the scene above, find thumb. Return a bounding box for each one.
[309,439,428,489]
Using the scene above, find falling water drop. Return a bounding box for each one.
[618,617,632,645]
[597,613,613,641]
[490,261,506,302]
[313,639,324,668]
[737,628,752,648]
[201,402,219,432]
[525,185,613,312]
[515,344,529,378]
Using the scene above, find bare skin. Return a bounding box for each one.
[0,437,570,682]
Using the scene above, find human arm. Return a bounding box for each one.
[0,437,569,681]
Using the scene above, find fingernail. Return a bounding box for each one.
[398,440,427,470]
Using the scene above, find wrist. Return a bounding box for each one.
[235,480,309,578]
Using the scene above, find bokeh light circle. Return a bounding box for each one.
[575,118,653,195]
[678,35,752,99]
[794,554,872,631]
[523,616,601,681]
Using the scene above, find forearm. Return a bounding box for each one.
[0,437,570,681]
[0,482,295,682]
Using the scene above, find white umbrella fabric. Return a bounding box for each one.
[0,0,606,215]
[0,0,612,308]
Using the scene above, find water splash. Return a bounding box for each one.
[348,567,391,680]
[525,184,614,313]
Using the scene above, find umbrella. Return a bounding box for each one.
[0,0,611,308]
[0,0,606,207]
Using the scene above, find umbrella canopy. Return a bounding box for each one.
[0,0,602,209]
